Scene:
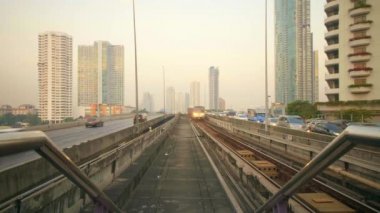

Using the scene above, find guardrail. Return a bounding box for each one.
[0,131,122,213]
[0,115,171,207]
[24,113,138,132]
[256,125,380,213]
[0,114,175,212]
[207,115,380,183]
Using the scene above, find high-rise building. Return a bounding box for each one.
[176,92,185,113]
[218,97,226,111]
[185,93,190,111]
[209,66,219,110]
[275,0,315,104]
[78,41,124,107]
[142,92,154,112]
[38,32,72,123]
[313,50,319,102]
[190,81,200,107]
[166,87,175,114]
[324,0,380,101]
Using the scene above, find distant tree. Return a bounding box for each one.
[0,113,16,126]
[0,113,41,126]
[63,117,74,122]
[286,100,317,119]
[342,109,372,122]
[24,114,42,125]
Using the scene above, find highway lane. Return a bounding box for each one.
[0,114,162,171]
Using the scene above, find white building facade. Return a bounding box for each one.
[209,66,219,110]
[190,81,200,107]
[324,0,380,101]
[166,87,176,114]
[38,32,72,123]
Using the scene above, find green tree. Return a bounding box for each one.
[342,109,372,122]
[63,117,74,122]
[0,113,16,126]
[286,100,317,119]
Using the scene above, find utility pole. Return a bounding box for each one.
[264,0,269,132]
[163,66,166,114]
[132,0,139,124]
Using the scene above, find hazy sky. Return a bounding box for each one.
[0,0,327,112]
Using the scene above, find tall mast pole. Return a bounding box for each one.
[264,0,269,132]
[133,0,139,124]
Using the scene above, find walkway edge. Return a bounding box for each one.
[190,122,243,213]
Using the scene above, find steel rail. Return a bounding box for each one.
[203,121,379,212]
[256,125,380,213]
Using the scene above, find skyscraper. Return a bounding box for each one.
[176,92,185,113]
[313,50,319,102]
[166,87,175,114]
[209,66,219,110]
[190,81,200,107]
[38,32,72,124]
[78,41,124,107]
[218,97,226,111]
[142,92,154,112]
[185,93,190,112]
[275,0,314,104]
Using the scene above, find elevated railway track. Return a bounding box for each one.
[194,118,379,212]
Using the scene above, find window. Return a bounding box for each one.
[354,78,366,85]
[354,62,366,68]
[354,15,366,23]
[354,46,366,53]
[353,30,366,38]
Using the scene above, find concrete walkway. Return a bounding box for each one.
[122,116,233,212]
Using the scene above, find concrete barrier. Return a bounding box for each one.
[24,113,137,132]
[0,115,174,211]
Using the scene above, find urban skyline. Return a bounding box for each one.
[0,0,331,112]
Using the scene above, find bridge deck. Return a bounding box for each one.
[119,116,233,212]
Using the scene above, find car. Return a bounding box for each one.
[268,118,278,126]
[133,114,148,124]
[85,118,104,128]
[309,122,343,136]
[305,118,325,131]
[330,119,349,129]
[277,115,306,130]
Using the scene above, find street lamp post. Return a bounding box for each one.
[163,66,166,114]
[132,0,139,124]
[264,0,269,132]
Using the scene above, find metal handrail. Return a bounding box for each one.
[256,125,380,213]
[0,131,123,213]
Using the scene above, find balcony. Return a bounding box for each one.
[348,52,371,62]
[349,37,371,47]
[325,87,339,95]
[325,73,339,81]
[324,0,339,12]
[348,67,372,78]
[325,58,339,66]
[325,29,339,39]
[324,44,339,53]
[348,84,372,94]
[324,14,339,26]
[350,21,372,32]
[349,5,371,17]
